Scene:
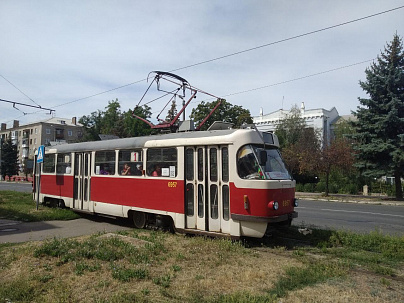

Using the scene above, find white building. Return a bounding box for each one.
[253,102,340,145]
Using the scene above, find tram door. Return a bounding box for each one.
[73,152,91,211]
[185,146,230,234]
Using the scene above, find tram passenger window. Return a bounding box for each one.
[210,148,218,182]
[222,185,229,221]
[146,148,177,177]
[118,150,143,176]
[43,154,55,173]
[95,151,116,175]
[56,153,72,174]
[222,147,229,182]
[185,148,194,181]
[197,149,204,181]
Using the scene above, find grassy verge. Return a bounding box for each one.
[0,191,80,221]
[1,227,403,302]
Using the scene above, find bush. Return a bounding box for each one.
[295,183,305,192]
[303,183,316,192]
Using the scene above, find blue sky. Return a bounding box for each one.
[1,0,403,127]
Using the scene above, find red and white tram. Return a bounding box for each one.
[33,127,297,238]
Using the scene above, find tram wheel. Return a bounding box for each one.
[132,211,146,229]
[57,199,65,209]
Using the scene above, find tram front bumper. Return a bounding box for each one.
[231,211,298,223]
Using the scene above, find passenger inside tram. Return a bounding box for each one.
[121,163,131,175]
[152,164,161,176]
[134,164,143,176]
[100,164,110,175]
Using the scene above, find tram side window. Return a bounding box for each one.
[146,148,177,177]
[56,153,72,174]
[95,151,116,175]
[43,154,55,173]
[118,149,143,176]
[222,147,229,182]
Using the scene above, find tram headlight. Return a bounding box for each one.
[268,201,279,210]
[293,198,299,207]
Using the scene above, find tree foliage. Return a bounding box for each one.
[352,34,404,199]
[275,106,320,181]
[1,137,19,179]
[316,138,355,196]
[275,106,308,148]
[79,99,153,141]
[190,99,253,130]
[276,105,356,195]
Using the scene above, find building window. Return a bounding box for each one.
[55,128,64,140]
[68,130,73,137]
[35,128,38,134]
[46,128,51,135]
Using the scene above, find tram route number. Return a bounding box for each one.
[168,182,177,188]
[282,200,290,207]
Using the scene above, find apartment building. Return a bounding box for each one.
[0,117,83,176]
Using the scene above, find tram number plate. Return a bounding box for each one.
[168,182,177,188]
[282,200,290,207]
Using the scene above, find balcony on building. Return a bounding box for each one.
[55,128,65,140]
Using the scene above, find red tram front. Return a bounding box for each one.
[34,128,297,238]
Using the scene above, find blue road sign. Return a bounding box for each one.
[37,145,45,163]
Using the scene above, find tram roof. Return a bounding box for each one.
[47,129,255,153]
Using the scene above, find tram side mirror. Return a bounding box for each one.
[259,150,267,166]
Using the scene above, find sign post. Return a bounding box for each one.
[36,145,45,210]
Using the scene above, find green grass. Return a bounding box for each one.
[268,226,404,278]
[268,261,348,298]
[0,190,80,221]
[1,228,403,302]
[33,232,166,281]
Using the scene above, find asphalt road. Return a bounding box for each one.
[0,181,32,193]
[0,215,133,244]
[293,199,404,235]
[1,183,403,242]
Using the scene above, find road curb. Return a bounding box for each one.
[296,194,404,206]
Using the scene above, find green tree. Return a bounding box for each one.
[275,106,308,148]
[334,117,356,140]
[165,100,178,122]
[101,99,125,137]
[316,138,355,196]
[79,99,153,141]
[275,106,321,182]
[190,99,253,130]
[352,34,404,200]
[79,109,104,141]
[0,137,19,180]
[123,105,154,137]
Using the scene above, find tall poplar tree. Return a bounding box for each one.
[352,34,404,200]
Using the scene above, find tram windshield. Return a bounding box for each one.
[237,145,291,180]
